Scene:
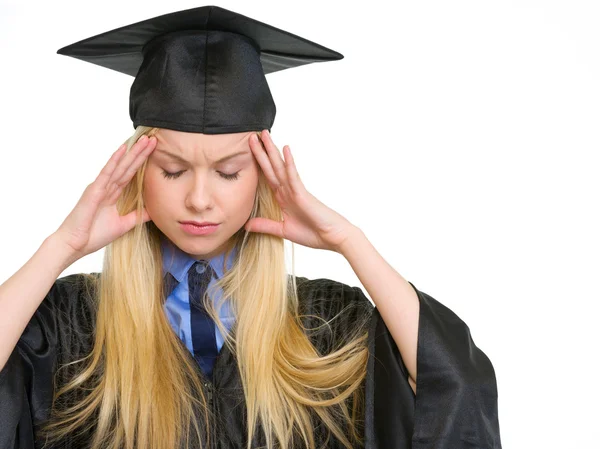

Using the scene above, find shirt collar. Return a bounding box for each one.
[160,233,237,284]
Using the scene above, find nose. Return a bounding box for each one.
[185,174,214,211]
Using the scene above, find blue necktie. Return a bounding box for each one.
[187,260,218,378]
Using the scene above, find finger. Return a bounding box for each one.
[105,136,155,201]
[111,136,156,194]
[245,217,284,238]
[120,208,151,234]
[94,143,128,190]
[249,133,280,189]
[109,135,151,185]
[260,130,289,187]
[107,135,152,189]
[106,183,124,204]
[282,145,304,195]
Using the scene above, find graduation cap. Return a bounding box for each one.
[56,5,343,134]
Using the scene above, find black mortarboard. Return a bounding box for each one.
[56,5,343,134]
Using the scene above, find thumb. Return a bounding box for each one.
[245,218,283,237]
[122,208,152,232]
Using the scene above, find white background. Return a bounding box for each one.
[1,0,599,447]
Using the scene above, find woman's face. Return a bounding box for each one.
[143,129,260,259]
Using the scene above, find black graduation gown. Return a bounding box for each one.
[0,273,502,448]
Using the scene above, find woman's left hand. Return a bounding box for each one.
[245,130,356,253]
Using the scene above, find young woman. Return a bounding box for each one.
[0,6,501,449]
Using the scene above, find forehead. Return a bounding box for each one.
[155,128,253,150]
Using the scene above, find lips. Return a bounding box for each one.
[180,222,219,236]
[180,221,218,226]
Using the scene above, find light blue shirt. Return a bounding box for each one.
[161,235,237,354]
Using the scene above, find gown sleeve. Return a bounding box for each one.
[0,272,98,449]
[363,280,502,449]
[294,276,501,449]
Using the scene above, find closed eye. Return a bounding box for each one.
[161,170,240,181]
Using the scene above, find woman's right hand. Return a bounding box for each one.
[53,134,157,260]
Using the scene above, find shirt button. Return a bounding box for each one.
[195,262,207,274]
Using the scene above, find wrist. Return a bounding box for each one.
[334,225,364,255]
[44,233,81,271]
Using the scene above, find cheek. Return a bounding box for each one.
[142,171,169,210]
[227,173,258,210]
[142,174,155,203]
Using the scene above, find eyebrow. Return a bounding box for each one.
[155,148,250,164]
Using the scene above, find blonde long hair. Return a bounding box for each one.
[40,126,370,449]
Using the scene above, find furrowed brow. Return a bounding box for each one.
[156,148,250,164]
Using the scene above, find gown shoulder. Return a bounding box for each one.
[0,272,100,449]
[290,275,375,355]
